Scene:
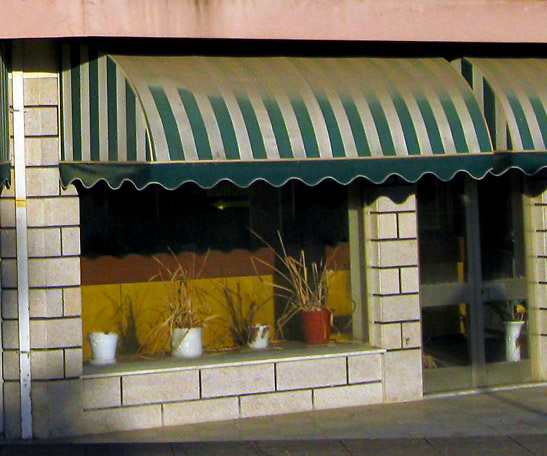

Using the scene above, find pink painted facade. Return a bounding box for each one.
[0,0,546,43]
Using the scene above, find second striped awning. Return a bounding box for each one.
[455,58,547,176]
[61,51,494,189]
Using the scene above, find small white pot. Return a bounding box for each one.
[172,327,203,358]
[504,320,525,362]
[89,332,118,365]
[247,324,270,350]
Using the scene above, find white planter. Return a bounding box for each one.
[89,332,118,365]
[248,324,270,350]
[172,327,203,358]
[504,321,525,362]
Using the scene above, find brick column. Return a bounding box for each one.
[364,183,423,403]
[526,178,547,381]
[1,41,83,439]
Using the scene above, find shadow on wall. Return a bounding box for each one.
[0,293,84,438]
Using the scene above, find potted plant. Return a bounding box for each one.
[502,300,527,362]
[218,282,272,350]
[103,292,144,357]
[488,299,527,362]
[88,331,118,365]
[253,233,334,345]
[145,252,215,359]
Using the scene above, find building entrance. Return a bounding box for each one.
[418,172,531,393]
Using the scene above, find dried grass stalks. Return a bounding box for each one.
[252,232,334,337]
[140,250,216,355]
[103,293,145,356]
[219,282,272,346]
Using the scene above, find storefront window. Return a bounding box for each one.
[418,174,467,286]
[79,179,359,363]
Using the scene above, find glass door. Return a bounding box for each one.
[419,172,531,394]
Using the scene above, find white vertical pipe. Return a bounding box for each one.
[12,43,32,440]
[0,44,7,436]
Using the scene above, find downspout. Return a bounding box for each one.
[12,42,32,440]
[0,40,7,436]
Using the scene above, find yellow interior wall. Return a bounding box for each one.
[82,269,353,360]
[327,270,352,316]
[82,275,275,360]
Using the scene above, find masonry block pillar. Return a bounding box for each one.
[525,178,547,381]
[1,41,83,439]
[364,183,423,403]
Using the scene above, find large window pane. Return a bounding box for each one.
[79,179,359,362]
[478,174,526,281]
[418,174,467,285]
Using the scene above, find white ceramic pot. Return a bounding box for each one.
[247,324,270,350]
[89,332,118,365]
[504,320,525,362]
[172,327,203,358]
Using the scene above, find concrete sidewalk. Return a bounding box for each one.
[2,384,546,455]
[1,437,546,455]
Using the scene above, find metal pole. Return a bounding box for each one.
[464,178,486,387]
[12,42,32,440]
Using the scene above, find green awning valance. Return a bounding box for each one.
[60,154,499,190]
[61,50,494,189]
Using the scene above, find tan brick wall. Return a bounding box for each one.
[347,353,382,384]
[122,370,200,405]
[240,390,312,418]
[80,350,384,435]
[526,178,547,380]
[3,381,21,438]
[83,377,121,410]
[313,382,383,409]
[1,41,83,439]
[163,397,239,427]
[201,363,275,398]
[364,184,423,402]
[276,357,346,391]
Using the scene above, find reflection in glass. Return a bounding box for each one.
[483,299,529,364]
[418,174,467,285]
[422,303,473,393]
[422,303,471,369]
[478,173,525,281]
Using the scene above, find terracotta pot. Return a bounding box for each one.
[299,309,332,345]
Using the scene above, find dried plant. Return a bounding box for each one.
[251,231,335,337]
[216,281,272,346]
[103,292,146,356]
[141,250,216,355]
[488,299,527,322]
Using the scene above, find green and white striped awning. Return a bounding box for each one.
[61,49,494,189]
[0,43,10,188]
[455,58,547,175]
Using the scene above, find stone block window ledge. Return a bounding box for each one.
[82,342,384,379]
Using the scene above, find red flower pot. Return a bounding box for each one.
[299,309,332,345]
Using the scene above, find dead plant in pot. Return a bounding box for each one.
[142,251,216,359]
[103,292,146,357]
[252,232,335,345]
[217,281,273,350]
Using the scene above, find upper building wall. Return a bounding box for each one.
[0,0,546,43]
